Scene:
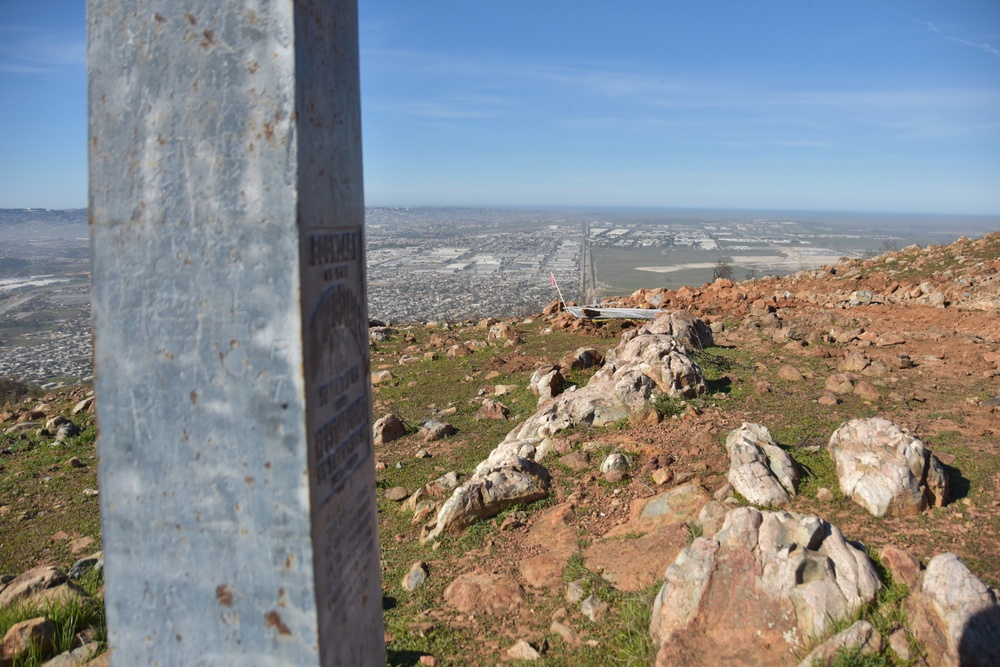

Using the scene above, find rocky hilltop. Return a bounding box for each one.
[2,233,999,666]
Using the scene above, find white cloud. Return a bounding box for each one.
[905,12,1000,59]
[946,36,1000,58]
[0,27,85,74]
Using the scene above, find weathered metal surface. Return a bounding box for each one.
[565,306,662,320]
[88,1,384,665]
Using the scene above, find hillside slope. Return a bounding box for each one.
[1,233,999,666]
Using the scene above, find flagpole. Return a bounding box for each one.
[551,272,568,307]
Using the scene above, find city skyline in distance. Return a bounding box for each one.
[1,1,999,215]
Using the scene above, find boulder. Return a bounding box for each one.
[725,423,799,506]
[529,366,566,403]
[368,326,394,343]
[777,365,805,382]
[640,310,714,351]
[0,617,55,665]
[828,418,948,517]
[563,347,604,370]
[372,413,406,446]
[796,620,884,667]
[371,370,394,385]
[486,322,518,343]
[401,562,428,592]
[474,399,510,421]
[421,458,551,541]
[599,452,630,474]
[907,553,1000,667]
[0,566,66,608]
[443,573,524,614]
[477,331,706,476]
[506,640,540,661]
[824,373,854,394]
[418,419,455,442]
[650,507,880,666]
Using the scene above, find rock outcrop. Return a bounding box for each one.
[795,620,884,667]
[529,366,566,403]
[421,458,551,541]
[907,553,1000,667]
[649,507,880,666]
[725,423,799,506]
[638,310,714,351]
[422,326,707,540]
[828,417,948,516]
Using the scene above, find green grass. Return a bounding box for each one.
[542,554,658,666]
[651,395,685,419]
[802,553,921,667]
[0,569,106,667]
[0,416,101,574]
[821,649,895,667]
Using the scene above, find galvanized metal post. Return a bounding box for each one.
[88,1,384,664]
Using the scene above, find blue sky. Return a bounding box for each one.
[1,1,998,214]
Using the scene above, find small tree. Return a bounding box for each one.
[712,256,734,281]
[744,267,757,281]
[881,238,900,253]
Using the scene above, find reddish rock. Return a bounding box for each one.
[418,419,455,442]
[907,553,1000,667]
[824,373,855,394]
[875,332,906,346]
[487,323,518,343]
[558,451,590,471]
[542,299,563,315]
[840,350,871,373]
[853,381,881,402]
[879,545,922,589]
[622,482,710,534]
[584,523,688,592]
[68,536,97,555]
[518,504,578,588]
[446,343,472,358]
[563,347,604,370]
[777,365,805,382]
[0,617,55,665]
[474,399,510,421]
[0,566,66,608]
[373,413,406,445]
[443,573,524,614]
[651,468,673,485]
